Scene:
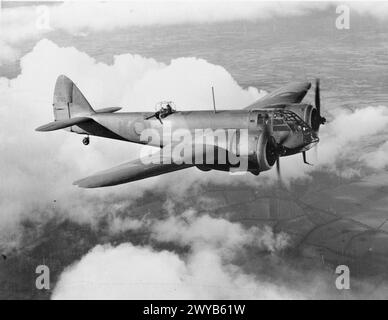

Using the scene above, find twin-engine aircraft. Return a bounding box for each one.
[36,75,326,188]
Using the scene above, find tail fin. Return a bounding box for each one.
[36,75,95,132]
[53,75,95,120]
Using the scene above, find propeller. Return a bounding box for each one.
[313,78,326,131]
[315,79,320,119]
[311,79,326,161]
[276,157,281,180]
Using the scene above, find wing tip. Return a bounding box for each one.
[72,179,83,187]
[35,124,51,132]
[73,178,94,188]
[73,176,112,188]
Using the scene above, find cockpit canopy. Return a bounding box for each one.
[155,101,177,116]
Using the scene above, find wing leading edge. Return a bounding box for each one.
[73,142,234,188]
[245,81,311,110]
[73,157,191,188]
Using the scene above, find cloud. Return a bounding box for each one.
[0,40,20,64]
[150,209,289,254]
[270,105,388,182]
[51,242,278,300]
[1,37,388,252]
[2,37,388,299]
[349,2,388,20]
[316,106,388,173]
[54,208,388,300]
[2,1,388,65]
[52,211,298,300]
[361,140,388,169]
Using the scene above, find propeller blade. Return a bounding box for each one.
[315,78,326,126]
[315,78,320,116]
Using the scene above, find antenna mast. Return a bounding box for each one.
[212,86,216,114]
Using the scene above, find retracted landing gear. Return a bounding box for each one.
[82,136,90,145]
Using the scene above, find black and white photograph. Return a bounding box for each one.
[1,0,388,305]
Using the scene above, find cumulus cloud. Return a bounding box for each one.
[52,210,297,300]
[0,40,19,64]
[150,209,289,254]
[273,105,388,182]
[1,38,388,252]
[1,36,388,300]
[52,242,294,300]
[0,38,263,250]
[51,237,388,299]
[313,106,388,175]
[360,140,388,170]
[54,206,388,300]
[1,2,388,300]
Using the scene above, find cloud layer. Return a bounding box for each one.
[2,1,388,65]
[53,207,388,300]
[52,210,298,300]
[0,38,263,249]
[1,38,388,248]
[1,37,388,299]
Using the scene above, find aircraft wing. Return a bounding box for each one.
[73,139,237,188]
[74,138,233,188]
[73,151,192,188]
[244,81,311,110]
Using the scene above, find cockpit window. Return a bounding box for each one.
[146,101,177,123]
[155,101,176,119]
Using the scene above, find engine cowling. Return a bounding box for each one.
[196,131,277,174]
[248,132,277,173]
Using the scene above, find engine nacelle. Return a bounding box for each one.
[196,132,277,174]
[284,104,319,131]
[248,132,277,173]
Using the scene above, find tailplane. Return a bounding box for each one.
[35,116,91,132]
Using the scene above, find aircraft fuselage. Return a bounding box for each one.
[71,108,318,156]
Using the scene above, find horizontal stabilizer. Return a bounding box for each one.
[95,107,122,113]
[35,117,91,132]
